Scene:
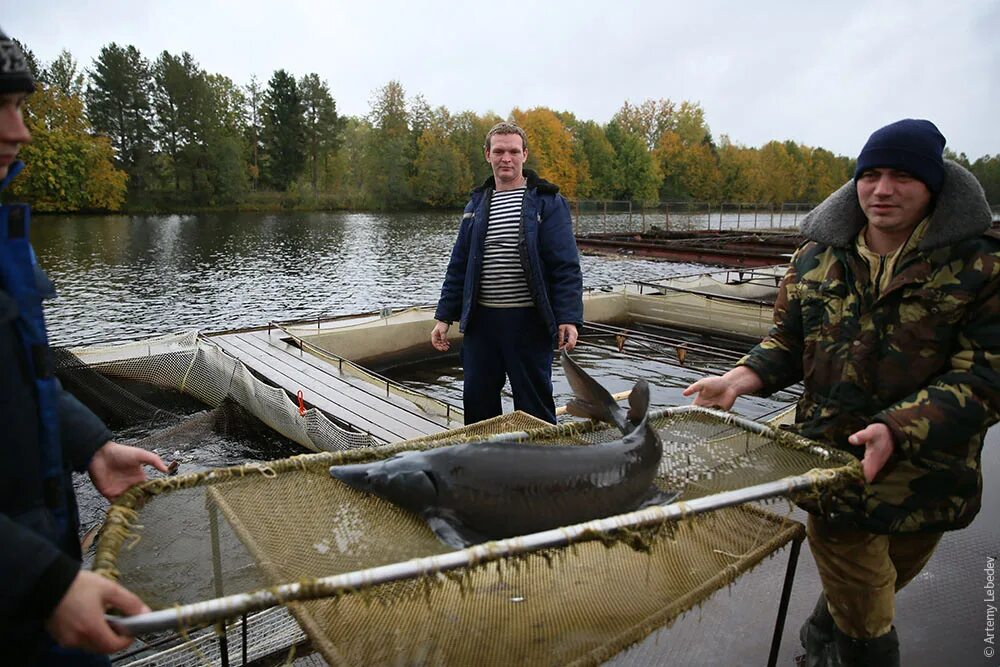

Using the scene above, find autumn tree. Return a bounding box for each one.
[411,122,472,207]
[449,110,503,186]
[653,130,722,201]
[511,107,580,198]
[804,147,851,202]
[756,141,809,203]
[11,82,126,211]
[717,138,765,202]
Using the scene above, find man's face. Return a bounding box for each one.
[0,92,31,181]
[856,167,932,236]
[485,133,527,188]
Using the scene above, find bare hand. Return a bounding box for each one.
[682,366,764,411]
[45,571,148,653]
[431,321,451,352]
[848,423,895,483]
[557,324,578,351]
[88,442,168,501]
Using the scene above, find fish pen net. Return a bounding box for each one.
[94,408,861,666]
[56,331,380,452]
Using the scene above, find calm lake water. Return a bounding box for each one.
[32,211,706,347]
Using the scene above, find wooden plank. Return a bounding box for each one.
[213,334,425,443]
[243,329,455,423]
[209,334,437,443]
[235,331,448,433]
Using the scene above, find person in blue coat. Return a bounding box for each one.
[431,122,584,424]
[0,28,168,665]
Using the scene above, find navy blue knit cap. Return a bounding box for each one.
[854,119,946,193]
[0,27,36,94]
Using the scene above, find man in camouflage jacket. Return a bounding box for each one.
[684,119,999,666]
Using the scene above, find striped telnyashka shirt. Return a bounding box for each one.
[478,187,534,308]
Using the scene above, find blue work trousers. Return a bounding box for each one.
[460,306,556,425]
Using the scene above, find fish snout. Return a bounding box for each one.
[329,463,376,491]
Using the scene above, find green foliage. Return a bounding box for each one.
[363,80,413,209]
[572,120,617,199]
[299,73,342,192]
[11,84,127,211]
[261,69,306,191]
[605,121,661,202]
[449,110,503,186]
[86,43,155,191]
[411,125,472,207]
[13,41,997,214]
[970,154,1000,204]
[44,50,85,97]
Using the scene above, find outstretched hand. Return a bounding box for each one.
[848,423,896,483]
[45,570,148,654]
[682,366,764,411]
[88,441,168,501]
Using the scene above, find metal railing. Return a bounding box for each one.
[571,200,818,235]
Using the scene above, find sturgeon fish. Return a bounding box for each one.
[329,351,677,548]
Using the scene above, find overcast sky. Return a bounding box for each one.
[8,1,999,159]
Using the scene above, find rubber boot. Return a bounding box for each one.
[799,594,839,667]
[832,625,900,667]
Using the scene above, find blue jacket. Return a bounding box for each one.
[0,162,114,660]
[434,169,583,340]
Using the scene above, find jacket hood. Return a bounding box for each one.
[800,160,993,250]
[472,168,560,196]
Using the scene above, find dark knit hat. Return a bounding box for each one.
[0,27,36,94]
[854,119,946,193]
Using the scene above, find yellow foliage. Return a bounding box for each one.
[9,83,128,211]
[511,107,579,199]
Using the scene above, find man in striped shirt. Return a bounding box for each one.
[432,122,583,424]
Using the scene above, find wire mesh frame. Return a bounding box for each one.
[100,406,859,637]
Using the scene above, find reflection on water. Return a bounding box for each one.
[31,211,704,346]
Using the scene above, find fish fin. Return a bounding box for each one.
[625,379,651,428]
[638,487,681,509]
[560,350,628,433]
[565,398,600,420]
[424,511,487,549]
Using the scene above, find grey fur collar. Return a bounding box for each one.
[799,160,993,250]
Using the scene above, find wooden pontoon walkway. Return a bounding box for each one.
[206,328,452,444]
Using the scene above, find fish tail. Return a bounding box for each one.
[561,350,628,433]
[626,379,650,425]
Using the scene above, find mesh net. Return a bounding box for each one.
[95,409,860,666]
[61,331,378,452]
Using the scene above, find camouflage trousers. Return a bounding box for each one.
[807,514,942,639]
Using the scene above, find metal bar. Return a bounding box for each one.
[630,280,777,306]
[241,613,248,666]
[767,536,803,667]
[582,321,745,360]
[209,503,230,667]
[106,465,833,634]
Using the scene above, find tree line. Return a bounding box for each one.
[9,40,1000,213]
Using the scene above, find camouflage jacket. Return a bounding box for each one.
[741,161,1000,533]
